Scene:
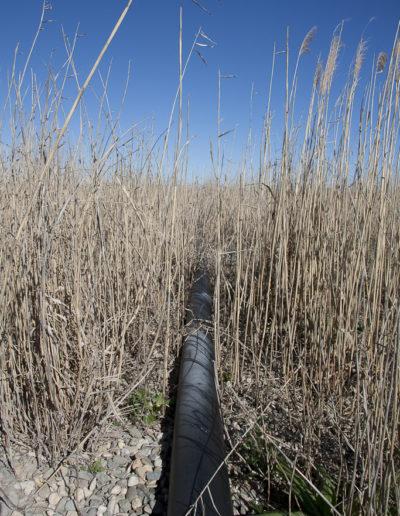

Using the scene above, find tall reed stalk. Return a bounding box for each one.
[0,11,399,514]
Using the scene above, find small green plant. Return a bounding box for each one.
[223,372,232,383]
[241,431,343,516]
[274,462,337,516]
[82,459,104,474]
[127,389,169,425]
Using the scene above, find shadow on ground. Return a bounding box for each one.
[151,352,181,516]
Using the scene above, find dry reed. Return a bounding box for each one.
[0,11,399,515]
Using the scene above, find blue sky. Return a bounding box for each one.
[0,0,399,177]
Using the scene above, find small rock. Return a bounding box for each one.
[127,474,139,487]
[144,504,152,514]
[126,486,137,501]
[107,497,118,514]
[112,467,126,479]
[29,505,50,515]
[66,511,78,516]
[130,428,142,439]
[60,466,69,476]
[120,445,135,456]
[97,505,107,515]
[131,458,142,469]
[83,486,93,498]
[107,455,129,468]
[24,460,39,479]
[85,509,98,516]
[119,499,132,513]
[76,487,85,502]
[136,465,152,479]
[58,485,68,497]
[88,496,103,508]
[96,472,111,485]
[49,481,58,492]
[0,467,13,483]
[136,448,151,458]
[131,496,142,510]
[48,492,61,507]
[43,467,54,479]
[56,497,68,513]
[64,498,76,511]
[33,472,44,486]
[110,485,121,495]
[20,479,36,495]
[78,470,93,482]
[146,470,161,482]
[38,484,51,499]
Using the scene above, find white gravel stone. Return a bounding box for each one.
[33,473,44,486]
[131,496,142,510]
[60,466,69,476]
[48,492,61,507]
[49,481,58,492]
[55,497,67,512]
[0,420,170,516]
[127,474,139,487]
[76,487,85,502]
[58,485,68,497]
[107,496,118,514]
[136,464,152,479]
[64,499,76,511]
[38,484,51,499]
[110,484,121,495]
[83,486,93,498]
[20,479,35,495]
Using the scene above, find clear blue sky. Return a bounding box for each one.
[0,0,399,177]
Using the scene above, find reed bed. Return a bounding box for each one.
[0,12,399,515]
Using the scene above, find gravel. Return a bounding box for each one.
[0,420,167,516]
[0,415,258,515]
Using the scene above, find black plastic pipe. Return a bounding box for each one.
[168,270,233,516]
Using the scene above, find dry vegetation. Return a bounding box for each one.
[0,7,399,516]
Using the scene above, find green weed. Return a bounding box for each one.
[126,389,169,425]
[82,460,105,474]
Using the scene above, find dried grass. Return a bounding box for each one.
[0,12,399,515]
